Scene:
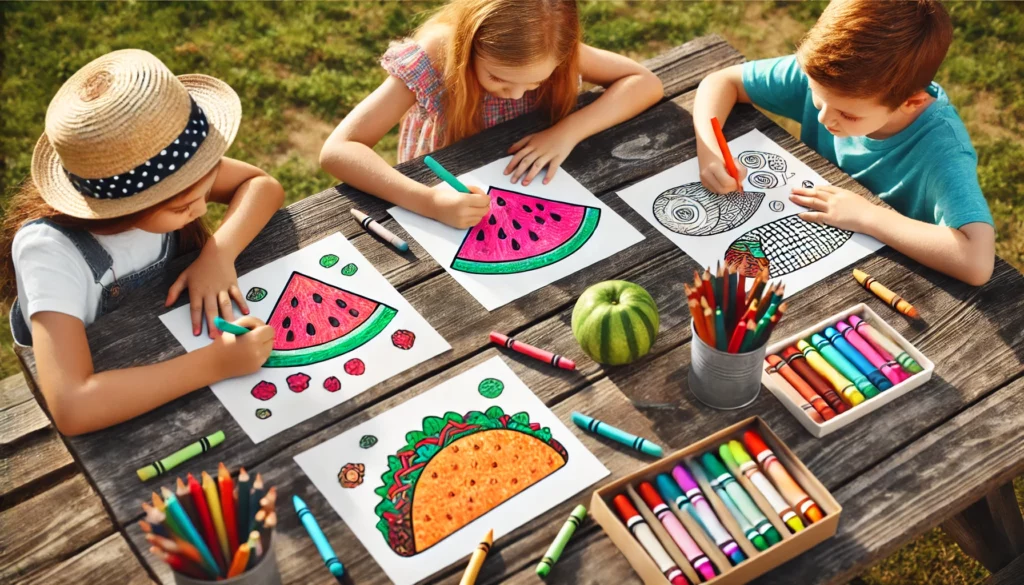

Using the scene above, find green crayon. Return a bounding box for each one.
[423,155,470,193]
[701,452,768,551]
[718,445,782,545]
[810,333,879,399]
[136,431,225,481]
[537,505,587,577]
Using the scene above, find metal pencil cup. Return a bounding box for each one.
[688,321,767,410]
[173,534,281,585]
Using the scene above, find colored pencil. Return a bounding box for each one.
[490,331,576,370]
[714,308,727,351]
[460,529,494,585]
[136,431,224,481]
[249,474,265,535]
[187,473,224,573]
[152,547,207,580]
[350,208,410,252]
[735,271,747,326]
[738,319,759,353]
[727,319,748,353]
[175,477,202,537]
[235,468,252,552]
[710,116,740,186]
[853,269,919,318]
[161,487,222,576]
[701,269,715,310]
[423,155,471,193]
[571,411,663,457]
[143,505,173,539]
[201,471,231,572]
[294,495,345,582]
[217,463,240,555]
[227,543,251,578]
[689,299,709,344]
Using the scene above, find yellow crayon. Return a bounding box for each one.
[797,340,865,407]
[853,269,919,319]
[460,529,493,585]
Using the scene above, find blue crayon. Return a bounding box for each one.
[810,333,880,399]
[294,495,345,582]
[824,327,892,391]
[571,412,663,457]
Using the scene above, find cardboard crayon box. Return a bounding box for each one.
[590,417,841,585]
[761,303,935,438]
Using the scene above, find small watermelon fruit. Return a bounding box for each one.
[572,280,659,365]
[246,287,267,303]
[345,358,365,376]
[320,254,340,268]
[255,408,272,420]
[451,187,600,275]
[264,272,397,367]
[251,381,277,401]
[287,373,311,393]
[341,263,358,276]
[391,330,415,350]
[324,376,341,393]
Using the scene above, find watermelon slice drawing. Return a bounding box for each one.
[263,272,397,367]
[451,187,600,275]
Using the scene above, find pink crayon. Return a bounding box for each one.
[613,495,689,585]
[671,465,746,565]
[836,321,907,384]
[637,482,717,582]
[845,317,912,381]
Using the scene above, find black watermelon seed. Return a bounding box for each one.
[312,293,322,303]
[349,308,359,317]
[529,230,539,241]
[329,316,340,327]
[535,216,545,224]
[476,230,485,241]
[537,203,544,211]
[522,204,532,212]
[335,299,347,309]
[290,296,298,308]
[550,212,562,221]
[498,228,507,239]
[512,219,521,230]
[496,197,506,206]
[306,323,316,336]
[286,330,294,342]
[512,239,521,251]
[282,316,291,329]
[488,215,496,225]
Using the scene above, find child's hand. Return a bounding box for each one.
[209,316,274,378]
[166,241,250,338]
[789,184,878,232]
[505,125,580,186]
[699,156,748,194]
[428,185,491,229]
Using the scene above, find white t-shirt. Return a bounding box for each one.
[13,222,168,332]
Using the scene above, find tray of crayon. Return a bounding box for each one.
[761,303,934,438]
[590,417,840,585]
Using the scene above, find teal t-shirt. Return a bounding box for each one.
[742,55,993,229]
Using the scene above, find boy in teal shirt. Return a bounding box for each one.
[693,0,994,285]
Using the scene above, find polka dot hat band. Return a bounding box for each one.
[31,49,242,219]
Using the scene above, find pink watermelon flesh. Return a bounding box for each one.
[452,187,600,274]
[263,272,397,367]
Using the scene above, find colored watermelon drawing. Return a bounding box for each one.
[287,372,311,393]
[324,376,342,393]
[451,187,600,275]
[264,272,397,368]
[345,358,365,376]
[251,381,277,401]
[246,287,267,303]
[391,330,415,350]
[255,408,272,420]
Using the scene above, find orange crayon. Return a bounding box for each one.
[853,269,919,318]
[743,430,823,524]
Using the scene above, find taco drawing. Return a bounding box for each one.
[373,406,569,557]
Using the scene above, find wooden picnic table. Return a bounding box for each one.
[12,36,1024,585]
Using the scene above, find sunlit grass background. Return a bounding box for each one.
[2,3,1021,582]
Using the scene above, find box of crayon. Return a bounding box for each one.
[589,417,840,585]
[761,303,934,438]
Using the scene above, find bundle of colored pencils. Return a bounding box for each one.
[684,262,787,353]
[140,464,277,580]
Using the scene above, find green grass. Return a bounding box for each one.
[1,2,1021,581]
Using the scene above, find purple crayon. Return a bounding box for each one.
[672,464,746,565]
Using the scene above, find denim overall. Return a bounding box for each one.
[10,219,178,346]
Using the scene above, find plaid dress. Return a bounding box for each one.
[381,39,541,163]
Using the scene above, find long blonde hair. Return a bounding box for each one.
[423,0,582,145]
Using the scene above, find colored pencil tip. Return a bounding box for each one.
[176,477,186,490]
[218,461,228,474]
[159,486,172,500]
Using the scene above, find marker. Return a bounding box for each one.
[351,208,409,252]
[743,430,823,524]
[728,440,804,533]
[491,331,575,371]
[136,431,225,481]
[672,464,746,565]
[212,316,250,336]
[294,495,344,582]
[536,505,586,578]
[612,495,689,585]
[637,481,716,582]
[700,453,768,551]
[424,155,471,193]
[717,445,782,545]
[848,315,924,374]
[710,116,741,188]
[460,529,494,585]
[853,269,919,319]
[572,411,663,457]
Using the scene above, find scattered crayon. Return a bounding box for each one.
[294,495,345,582]
[780,346,848,414]
[572,411,663,457]
[765,355,834,422]
[490,331,575,371]
[836,321,908,385]
[460,529,494,585]
[853,269,919,319]
[637,482,716,582]
[743,430,824,524]
[612,495,689,585]
[796,340,865,407]
[698,454,768,551]
[849,315,923,373]
[717,445,782,545]
[424,155,471,193]
[728,440,804,533]
[810,333,880,399]
[351,208,409,252]
[824,326,892,390]
[672,464,746,565]
[537,505,586,578]
[136,431,225,481]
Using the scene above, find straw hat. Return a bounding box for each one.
[31,49,241,219]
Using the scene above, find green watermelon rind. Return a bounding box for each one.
[451,207,600,275]
[263,304,398,368]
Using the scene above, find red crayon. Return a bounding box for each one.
[490,331,575,371]
[612,495,689,585]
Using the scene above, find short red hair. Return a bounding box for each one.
[797,0,952,109]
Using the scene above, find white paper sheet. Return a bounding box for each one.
[389,157,645,310]
[159,233,450,443]
[294,356,609,585]
[616,129,884,295]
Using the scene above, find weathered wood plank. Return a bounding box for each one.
[942,481,1024,572]
[0,474,115,583]
[0,429,74,502]
[0,397,49,447]
[0,374,32,411]
[17,532,152,585]
[987,552,1024,585]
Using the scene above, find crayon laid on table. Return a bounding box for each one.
[848,315,923,373]
[294,495,345,582]
[780,346,848,414]
[572,411,663,457]
[711,116,741,186]
[796,340,865,407]
[764,356,826,424]
[136,430,225,481]
[201,471,231,571]
[217,463,239,554]
[423,155,471,193]
[460,529,494,585]
[697,455,767,551]
[637,482,716,582]
[728,441,804,533]
[612,495,689,585]
[853,269,919,319]
[351,208,409,252]
[836,321,908,385]
[717,446,782,545]
[672,464,746,565]
[810,333,880,399]
[824,326,892,390]
[213,316,250,336]
[187,473,225,573]
[537,505,586,578]
[490,331,575,371]
[160,487,222,577]
[743,430,824,524]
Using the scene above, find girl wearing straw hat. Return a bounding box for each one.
[0,50,284,435]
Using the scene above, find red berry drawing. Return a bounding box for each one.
[344,358,365,376]
[287,372,311,393]
[391,329,416,350]
[324,376,342,393]
[251,381,277,401]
